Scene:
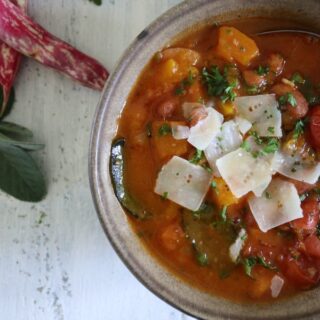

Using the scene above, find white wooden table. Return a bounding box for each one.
[1,0,195,319]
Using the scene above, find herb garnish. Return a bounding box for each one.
[240,140,251,152]
[256,65,269,75]
[202,65,237,103]
[161,192,168,200]
[267,126,275,134]
[220,205,228,222]
[293,119,305,140]
[241,256,277,278]
[189,149,204,164]
[279,92,297,108]
[158,123,171,136]
[290,72,305,85]
[175,71,196,95]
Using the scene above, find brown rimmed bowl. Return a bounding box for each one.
[89,1,320,319]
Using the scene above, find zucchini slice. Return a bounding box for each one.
[182,204,236,274]
[110,138,150,219]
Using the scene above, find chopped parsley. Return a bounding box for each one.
[240,140,251,152]
[256,65,269,75]
[197,252,209,266]
[175,70,196,95]
[158,123,171,136]
[279,92,297,108]
[161,192,168,200]
[189,149,204,164]
[202,65,237,103]
[241,256,276,278]
[211,180,217,189]
[261,138,280,154]
[220,205,228,222]
[267,126,275,134]
[290,72,305,85]
[293,119,305,140]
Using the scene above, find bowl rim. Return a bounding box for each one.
[89,0,320,319]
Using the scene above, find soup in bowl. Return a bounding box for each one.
[90,0,320,318]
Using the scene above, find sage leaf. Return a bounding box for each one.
[0,142,46,202]
[0,87,15,119]
[0,132,44,151]
[0,121,33,139]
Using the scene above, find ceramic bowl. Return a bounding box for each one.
[89,1,320,319]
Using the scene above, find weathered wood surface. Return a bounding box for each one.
[1,0,195,319]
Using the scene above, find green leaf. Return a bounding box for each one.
[240,140,251,152]
[0,142,46,202]
[89,0,102,5]
[290,72,305,85]
[0,132,44,151]
[0,121,33,140]
[0,87,15,119]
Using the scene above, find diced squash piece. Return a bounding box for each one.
[215,27,259,66]
[210,177,238,207]
[157,58,179,83]
[151,121,189,160]
[217,100,236,117]
[161,48,200,68]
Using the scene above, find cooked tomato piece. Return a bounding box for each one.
[304,234,320,258]
[156,98,179,119]
[290,198,320,234]
[242,69,266,88]
[279,255,318,288]
[271,83,308,120]
[308,105,320,149]
[266,53,285,77]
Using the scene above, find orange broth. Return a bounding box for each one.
[115,18,320,303]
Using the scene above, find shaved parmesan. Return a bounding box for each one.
[273,151,320,184]
[252,176,272,197]
[249,178,303,233]
[235,94,282,137]
[234,116,252,135]
[188,108,224,150]
[216,145,274,198]
[271,275,284,298]
[229,228,247,262]
[154,156,212,211]
[204,120,242,174]
[172,125,190,140]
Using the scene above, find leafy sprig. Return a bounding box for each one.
[0,87,46,202]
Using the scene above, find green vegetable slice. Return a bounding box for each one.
[110,138,150,219]
[182,206,236,275]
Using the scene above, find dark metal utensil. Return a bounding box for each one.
[257,29,320,37]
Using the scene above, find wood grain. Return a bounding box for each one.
[0,0,195,319]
